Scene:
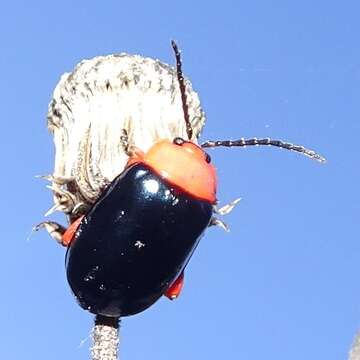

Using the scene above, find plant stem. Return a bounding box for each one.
[91,315,120,360]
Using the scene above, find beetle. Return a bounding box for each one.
[37,41,325,318]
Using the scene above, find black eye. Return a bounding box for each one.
[173,137,185,146]
[205,152,211,163]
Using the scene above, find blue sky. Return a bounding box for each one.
[1,1,359,359]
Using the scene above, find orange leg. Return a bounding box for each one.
[62,215,84,246]
[164,271,184,300]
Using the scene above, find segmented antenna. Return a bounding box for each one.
[171,40,193,140]
[201,138,326,163]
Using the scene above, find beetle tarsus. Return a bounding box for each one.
[209,198,241,232]
[33,221,67,246]
[209,217,230,232]
[120,129,132,156]
[214,198,241,216]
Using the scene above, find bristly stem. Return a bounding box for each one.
[201,137,326,163]
[91,315,120,360]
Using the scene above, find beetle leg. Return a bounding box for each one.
[33,221,67,246]
[209,217,229,232]
[34,215,84,247]
[214,198,241,215]
[120,129,132,155]
[210,198,241,232]
[165,271,185,300]
[120,128,145,167]
[61,216,84,246]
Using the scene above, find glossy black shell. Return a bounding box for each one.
[66,163,213,317]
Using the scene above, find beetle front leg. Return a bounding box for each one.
[34,221,67,246]
[34,215,84,247]
[120,129,145,167]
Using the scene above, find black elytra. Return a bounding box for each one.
[66,163,213,317]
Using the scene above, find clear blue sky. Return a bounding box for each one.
[1,1,359,359]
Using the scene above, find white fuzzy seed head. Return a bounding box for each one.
[46,53,206,217]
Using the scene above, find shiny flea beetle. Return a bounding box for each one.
[37,41,325,318]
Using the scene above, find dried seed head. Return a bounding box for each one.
[46,54,205,217]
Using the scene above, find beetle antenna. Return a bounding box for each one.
[171,40,193,140]
[201,137,326,163]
